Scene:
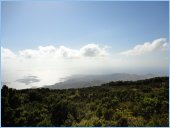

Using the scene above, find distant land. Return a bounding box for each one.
[43,73,157,89]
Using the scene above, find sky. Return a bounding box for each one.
[1,1,169,89]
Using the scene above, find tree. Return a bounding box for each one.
[28,91,42,102]
[1,85,9,97]
[96,107,102,119]
[103,108,112,120]
[51,101,69,126]
[117,117,128,127]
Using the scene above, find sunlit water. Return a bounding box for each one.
[2,69,71,89]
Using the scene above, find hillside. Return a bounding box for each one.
[1,77,169,127]
[43,73,155,89]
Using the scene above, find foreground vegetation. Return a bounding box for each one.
[1,77,169,127]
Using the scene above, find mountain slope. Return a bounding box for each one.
[43,73,155,89]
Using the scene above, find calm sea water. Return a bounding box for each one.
[2,69,71,89]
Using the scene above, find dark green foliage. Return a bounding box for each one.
[103,108,112,120]
[96,107,102,119]
[1,85,8,97]
[50,101,69,126]
[1,77,169,126]
[28,90,42,102]
[117,117,128,127]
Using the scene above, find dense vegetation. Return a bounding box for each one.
[1,77,169,127]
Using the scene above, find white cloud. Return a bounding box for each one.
[19,49,39,58]
[18,44,108,59]
[120,38,168,56]
[80,44,108,57]
[38,45,56,54]
[57,46,79,58]
[1,47,17,59]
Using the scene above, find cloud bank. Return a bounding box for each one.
[120,38,168,56]
[1,44,108,60]
[1,47,17,59]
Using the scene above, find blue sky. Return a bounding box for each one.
[2,1,169,52]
